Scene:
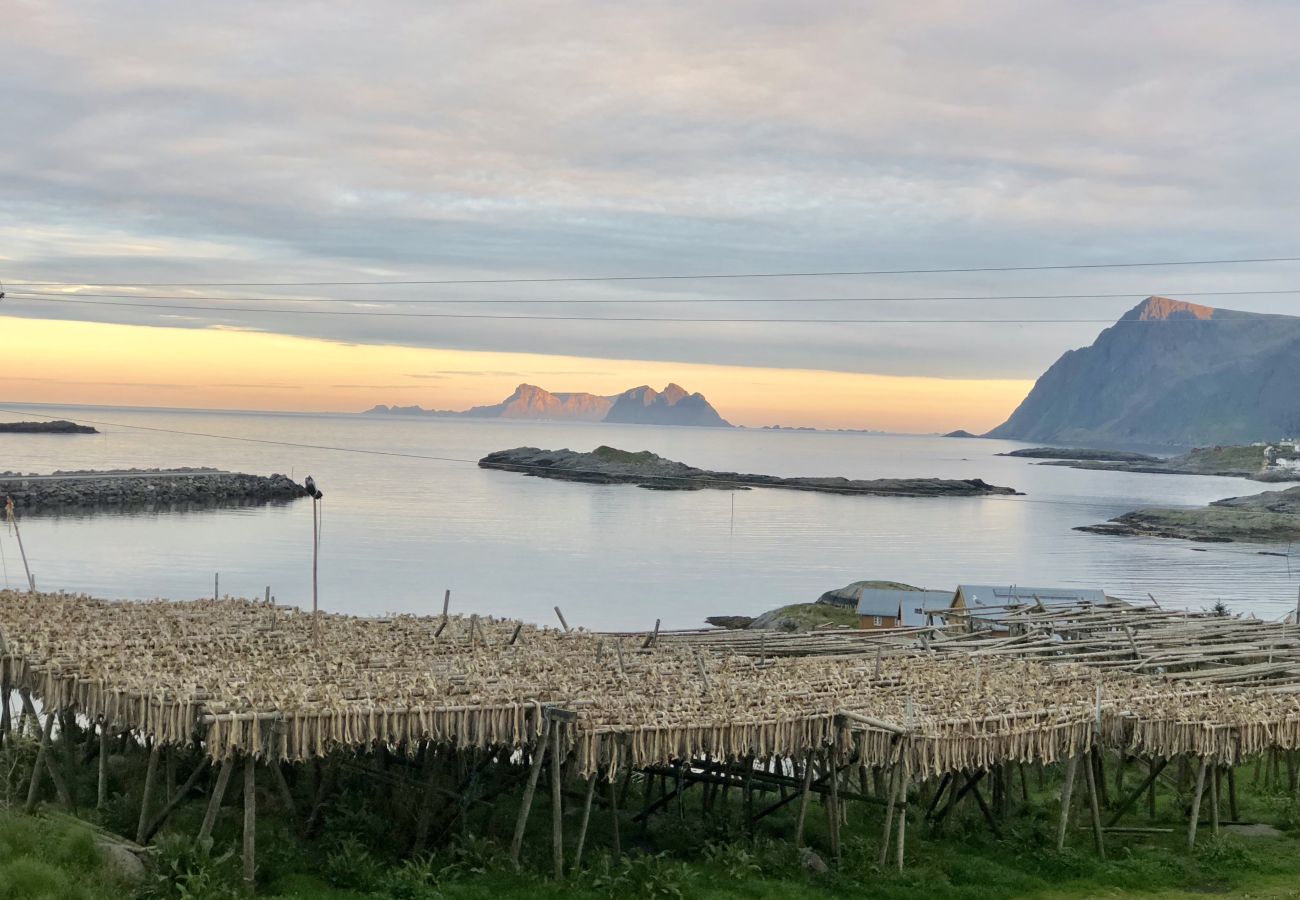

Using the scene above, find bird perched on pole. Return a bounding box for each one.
[304,476,323,499]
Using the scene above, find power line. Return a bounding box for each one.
[2,294,1290,324]
[10,254,1300,287]
[8,287,1300,305]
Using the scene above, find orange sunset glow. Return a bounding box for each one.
[0,316,1031,432]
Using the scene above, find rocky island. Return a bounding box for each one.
[479,446,1020,497]
[1037,443,1300,482]
[0,420,98,434]
[1000,447,1160,462]
[1,468,309,514]
[1077,485,1300,543]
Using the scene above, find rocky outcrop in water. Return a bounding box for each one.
[1077,485,1300,543]
[1000,447,1160,462]
[479,446,1020,497]
[0,420,97,434]
[0,468,308,513]
[1037,443,1300,483]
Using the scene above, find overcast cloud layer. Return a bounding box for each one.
[4,0,1300,383]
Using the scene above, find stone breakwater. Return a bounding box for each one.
[0,468,309,512]
[479,445,1021,497]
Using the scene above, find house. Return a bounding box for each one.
[950,584,1106,632]
[856,589,955,630]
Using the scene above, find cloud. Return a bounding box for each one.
[4,0,1300,386]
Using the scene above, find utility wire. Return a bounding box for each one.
[1,294,1290,324]
[8,288,1300,305]
[10,254,1300,287]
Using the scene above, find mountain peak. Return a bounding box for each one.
[1126,296,1216,322]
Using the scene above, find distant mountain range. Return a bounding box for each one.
[987,296,1300,446]
[365,383,732,427]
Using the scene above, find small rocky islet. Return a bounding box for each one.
[1078,484,1300,544]
[0,420,98,434]
[478,445,1020,497]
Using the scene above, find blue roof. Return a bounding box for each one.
[856,589,955,623]
[956,585,1105,609]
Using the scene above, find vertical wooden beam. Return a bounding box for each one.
[199,757,234,841]
[412,742,440,851]
[24,710,55,813]
[1209,765,1220,837]
[794,750,815,848]
[572,773,597,874]
[825,750,840,864]
[895,763,909,872]
[243,755,256,890]
[1055,754,1080,852]
[510,717,549,864]
[549,719,564,880]
[1187,757,1208,850]
[878,762,900,865]
[1148,757,1158,820]
[97,718,111,810]
[136,741,161,843]
[607,773,622,860]
[1227,766,1239,821]
[1082,750,1106,860]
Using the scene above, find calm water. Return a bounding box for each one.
[0,404,1296,629]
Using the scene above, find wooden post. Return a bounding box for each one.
[607,773,622,859]
[549,719,564,880]
[7,501,35,592]
[214,572,219,601]
[199,758,235,841]
[878,763,900,865]
[136,741,161,842]
[265,585,270,603]
[553,607,570,632]
[895,762,909,872]
[1187,757,1208,850]
[24,710,55,813]
[1148,757,1158,820]
[1228,766,1239,821]
[510,716,550,864]
[311,497,320,646]
[97,717,111,809]
[572,773,597,874]
[1082,750,1106,860]
[1209,766,1220,836]
[412,742,440,851]
[243,755,256,889]
[794,750,815,848]
[1056,754,1080,852]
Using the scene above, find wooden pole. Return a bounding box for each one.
[607,773,621,859]
[510,717,550,864]
[878,762,900,865]
[97,717,111,809]
[1209,766,1220,837]
[549,719,564,880]
[572,773,597,873]
[1228,766,1239,821]
[142,757,212,843]
[243,755,256,890]
[1082,750,1106,860]
[214,572,219,601]
[553,607,570,632]
[895,761,909,872]
[1187,757,1208,850]
[199,758,234,841]
[136,741,161,843]
[311,498,320,646]
[1056,754,1080,852]
[412,742,440,851]
[794,750,815,848]
[24,710,55,813]
[7,502,35,592]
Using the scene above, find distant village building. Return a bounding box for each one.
[949,584,1107,632]
[854,589,955,629]
[1264,439,1300,471]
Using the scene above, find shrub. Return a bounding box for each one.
[138,834,241,900]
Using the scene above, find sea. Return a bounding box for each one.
[1,404,1296,630]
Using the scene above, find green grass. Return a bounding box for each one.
[13,733,1300,899]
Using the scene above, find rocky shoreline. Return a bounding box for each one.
[479,445,1020,497]
[1036,444,1300,483]
[1000,447,1159,462]
[0,420,98,434]
[1,468,309,513]
[1077,485,1300,543]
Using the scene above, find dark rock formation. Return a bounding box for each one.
[944,430,979,438]
[0,468,309,514]
[1037,443,1300,483]
[0,420,97,434]
[602,384,731,427]
[987,297,1300,446]
[999,447,1160,462]
[1077,485,1300,543]
[479,445,1020,497]
[816,580,925,608]
[704,615,755,629]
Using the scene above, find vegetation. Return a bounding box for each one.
[10,726,1300,899]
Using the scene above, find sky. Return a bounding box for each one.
[3,0,1300,430]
